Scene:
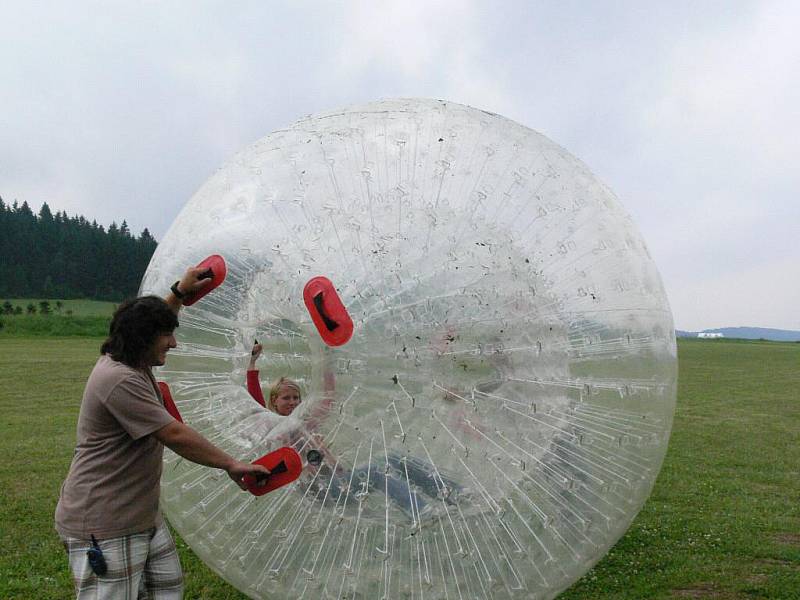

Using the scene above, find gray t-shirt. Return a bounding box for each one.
[55,354,175,539]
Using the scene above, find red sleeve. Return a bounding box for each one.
[246,370,266,407]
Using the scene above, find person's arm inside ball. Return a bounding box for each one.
[246,341,267,407]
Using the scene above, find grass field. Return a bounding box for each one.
[0,338,797,599]
[0,299,117,317]
[0,299,115,337]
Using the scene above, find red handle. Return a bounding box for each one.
[244,447,303,496]
[182,254,227,306]
[303,276,354,347]
[157,382,183,423]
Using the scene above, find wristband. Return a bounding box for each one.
[170,280,187,300]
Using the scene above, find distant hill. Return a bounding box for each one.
[676,327,800,342]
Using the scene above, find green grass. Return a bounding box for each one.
[0,299,114,337]
[0,338,797,599]
[0,315,110,337]
[561,339,800,599]
[1,298,117,317]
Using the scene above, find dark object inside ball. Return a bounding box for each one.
[306,449,322,466]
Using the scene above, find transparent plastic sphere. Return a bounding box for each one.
[141,98,677,599]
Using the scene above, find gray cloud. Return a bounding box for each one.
[1,0,796,330]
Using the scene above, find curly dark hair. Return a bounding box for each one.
[101,296,179,368]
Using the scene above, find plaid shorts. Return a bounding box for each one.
[61,521,184,599]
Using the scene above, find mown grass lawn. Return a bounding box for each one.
[562,339,800,599]
[0,299,114,337]
[0,298,117,317]
[0,338,797,599]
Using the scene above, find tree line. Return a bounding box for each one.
[0,197,157,301]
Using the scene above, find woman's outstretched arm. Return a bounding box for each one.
[246,341,266,408]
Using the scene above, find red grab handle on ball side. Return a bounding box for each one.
[157,382,183,423]
[244,447,303,496]
[182,254,227,306]
[303,276,354,347]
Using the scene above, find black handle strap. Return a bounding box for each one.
[271,460,289,475]
[254,460,288,486]
[313,292,340,331]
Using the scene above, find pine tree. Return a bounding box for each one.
[0,200,159,300]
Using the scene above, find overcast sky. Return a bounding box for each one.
[1,1,797,331]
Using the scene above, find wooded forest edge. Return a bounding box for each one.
[0,198,156,302]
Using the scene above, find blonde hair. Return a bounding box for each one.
[268,377,302,413]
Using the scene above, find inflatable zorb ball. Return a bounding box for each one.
[142,98,677,599]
